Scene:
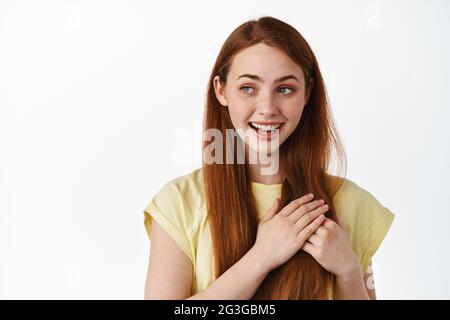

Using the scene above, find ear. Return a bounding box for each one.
[304,77,314,105]
[213,75,228,107]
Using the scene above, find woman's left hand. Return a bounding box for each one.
[301,212,361,279]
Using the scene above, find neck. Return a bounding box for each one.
[246,150,284,184]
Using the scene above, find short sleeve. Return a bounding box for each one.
[143,181,194,264]
[355,187,395,274]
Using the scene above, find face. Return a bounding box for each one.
[213,43,313,158]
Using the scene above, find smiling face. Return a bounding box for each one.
[213,42,313,158]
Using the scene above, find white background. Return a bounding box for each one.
[1,0,449,299]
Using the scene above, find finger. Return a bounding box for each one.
[278,193,314,217]
[297,214,326,244]
[260,198,281,223]
[322,217,336,228]
[294,203,329,233]
[335,212,344,225]
[302,241,316,257]
[314,218,334,235]
[289,199,326,222]
[306,233,321,245]
[335,213,347,231]
[315,225,328,236]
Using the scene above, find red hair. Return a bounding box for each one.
[202,16,347,299]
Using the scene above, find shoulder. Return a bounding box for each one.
[332,176,394,225]
[144,168,206,233]
[151,167,204,201]
[330,175,370,204]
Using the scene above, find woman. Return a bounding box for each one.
[143,16,395,300]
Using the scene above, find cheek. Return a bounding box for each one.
[228,104,253,124]
[282,103,304,123]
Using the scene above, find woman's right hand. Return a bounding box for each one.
[251,194,329,273]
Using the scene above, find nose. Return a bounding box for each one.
[256,91,280,117]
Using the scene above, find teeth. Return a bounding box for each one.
[250,122,281,131]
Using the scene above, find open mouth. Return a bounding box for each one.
[248,122,283,139]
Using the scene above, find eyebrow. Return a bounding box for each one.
[236,74,299,83]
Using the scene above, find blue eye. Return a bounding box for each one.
[240,86,254,93]
[239,86,296,95]
[278,87,295,94]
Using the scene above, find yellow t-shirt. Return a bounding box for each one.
[143,168,395,299]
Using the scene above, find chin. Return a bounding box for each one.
[247,142,281,157]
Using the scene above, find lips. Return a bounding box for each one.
[248,122,282,141]
[248,122,283,132]
[250,121,283,126]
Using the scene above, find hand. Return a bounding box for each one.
[251,194,329,273]
[301,212,361,279]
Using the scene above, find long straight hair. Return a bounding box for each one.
[202,16,347,299]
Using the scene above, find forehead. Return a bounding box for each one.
[228,43,305,82]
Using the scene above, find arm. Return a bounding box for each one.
[144,220,270,300]
[334,270,376,300]
[301,214,379,300]
[145,195,326,299]
[144,220,193,299]
[187,247,269,300]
